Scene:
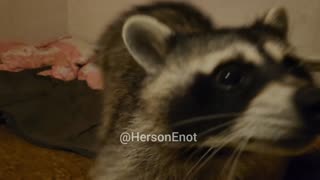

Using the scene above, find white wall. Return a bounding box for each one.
[67,0,150,44]
[0,0,68,43]
[0,0,319,58]
[67,0,320,58]
[0,0,11,40]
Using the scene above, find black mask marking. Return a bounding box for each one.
[167,60,268,139]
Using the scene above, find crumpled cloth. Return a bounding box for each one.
[0,36,103,90]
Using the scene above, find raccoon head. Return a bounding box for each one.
[122,8,320,156]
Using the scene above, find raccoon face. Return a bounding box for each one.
[123,8,320,155]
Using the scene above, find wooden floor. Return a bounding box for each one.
[0,125,93,180]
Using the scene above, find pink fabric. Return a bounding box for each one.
[0,42,26,53]
[0,37,103,90]
[78,60,104,90]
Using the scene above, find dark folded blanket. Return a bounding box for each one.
[0,69,102,158]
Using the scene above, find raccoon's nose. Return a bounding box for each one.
[294,87,320,131]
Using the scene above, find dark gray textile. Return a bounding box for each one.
[0,69,102,158]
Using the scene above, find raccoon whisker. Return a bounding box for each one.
[184,113,282,179]
[196,127,252,179]
[172,111,287,130]
[226,133,252,180]
[215,130,248,179]
[217,127,250,179]
[192,135,239,177]
[196,120,235,138]
[185,146,215,180]
[182,122,237,167]
[224,137,248,180]
[187,133,239,178]
[186,138,226,178]
[220,141,242,179]
[179,144,201,164]
[171,113,241,128]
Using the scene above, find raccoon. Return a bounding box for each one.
[91,2,320,180]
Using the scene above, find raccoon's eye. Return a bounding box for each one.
[283,56,312,80]
[214,63,250,90]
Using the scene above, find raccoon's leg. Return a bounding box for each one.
[90,142,185,180]
[90,144,139,180]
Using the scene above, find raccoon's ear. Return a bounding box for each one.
[122,15,173,74]
[262,7,288,36]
